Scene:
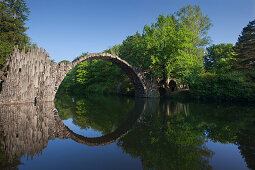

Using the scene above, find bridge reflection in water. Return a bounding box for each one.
[0,98,158,163]
[0,97,254,169]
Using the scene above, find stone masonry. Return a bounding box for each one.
[0,46,159,104]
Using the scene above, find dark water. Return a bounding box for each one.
[0,94,254,170]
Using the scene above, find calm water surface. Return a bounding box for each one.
[0,94,254,170]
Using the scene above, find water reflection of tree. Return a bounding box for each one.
[188,104,254,144]
[55,94,76,120]
[197,105,255,169]
[118,102,214,170]
[238,131,255,170]
[117,101,255,169]
[236,110,255,170]
[55,95,135,135]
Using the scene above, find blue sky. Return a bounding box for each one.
[26,0,255,62]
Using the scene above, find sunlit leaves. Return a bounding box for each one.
[76,61,89,85]
[142,14,204,82]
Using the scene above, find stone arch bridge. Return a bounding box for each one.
[0,47,159,104]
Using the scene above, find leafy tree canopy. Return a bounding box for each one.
[175,5,212,47]
[142,14,204,83]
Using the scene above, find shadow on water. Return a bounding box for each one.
[0,94,254,169]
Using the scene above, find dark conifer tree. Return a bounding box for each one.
[235,19,255,68]
[0,0,30,69]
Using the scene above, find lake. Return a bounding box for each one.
[0,94,254,169]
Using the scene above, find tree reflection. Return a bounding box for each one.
[55,95,135,135]
[117,101,255,169]
[117,101,213,170]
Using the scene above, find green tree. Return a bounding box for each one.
[235,19,255,68]
[76,61,89,85]
[143,14,204,84]
[119,32,151,70]
[0,0,30,69]
[204,43,236,74]
[59,60,70,64]
[175,5,212,47]
[104,44,122,56]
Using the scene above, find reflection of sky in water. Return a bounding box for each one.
[206,140,248,170]
[63,119,103,137]
[19,139,142,170]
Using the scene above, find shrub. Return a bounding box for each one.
[189,71,255,102]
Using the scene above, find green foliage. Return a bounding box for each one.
[57,58,134,96]
[188,21,255,102]
[0,0,30,69]
[76,59,129,94]
[204,43,237,74]
[114,6,210,85]
[119,33,151,69]
[187,19,255,102]
[104,44,122,56]
[175,5,212,47]
[142,14,204,82]
[76,61,89,85]
[235,19,255,68]
[0,41,12,68]
[189,70,255,101]
[59,60,69,64]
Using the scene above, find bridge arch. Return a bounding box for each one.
[55,53,146,98]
